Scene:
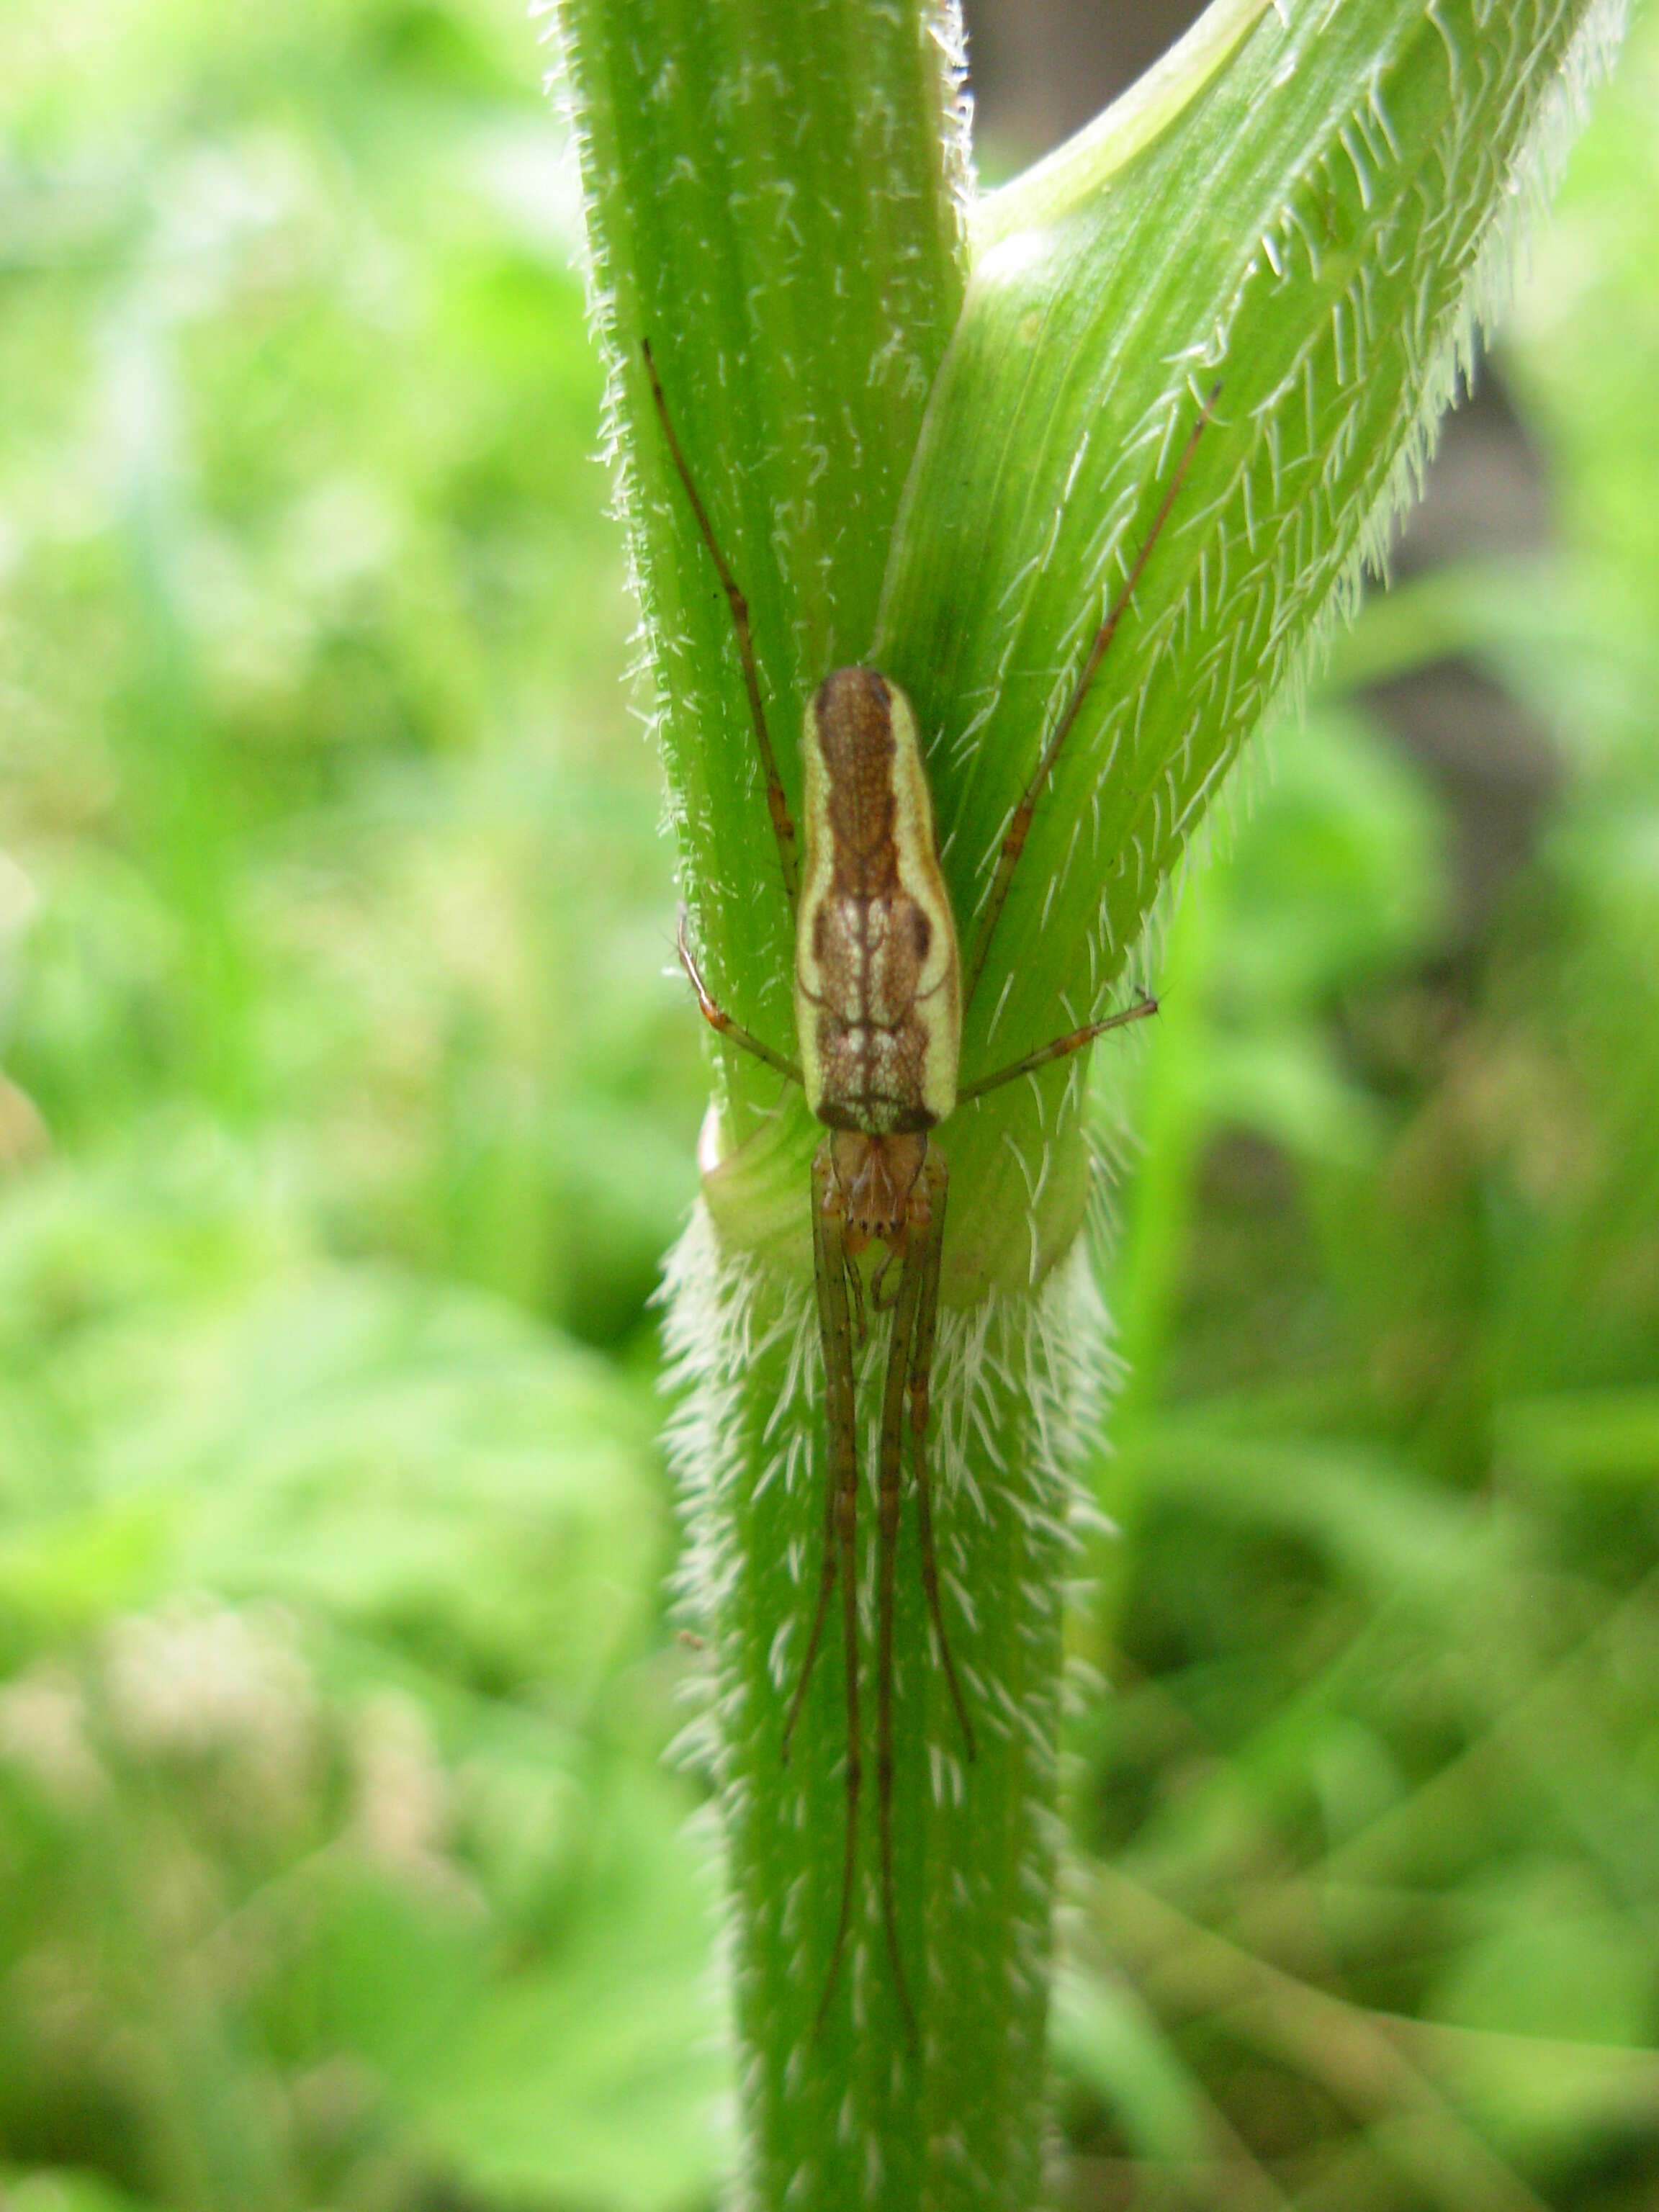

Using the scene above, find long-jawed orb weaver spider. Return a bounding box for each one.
[644,338,1215,2040]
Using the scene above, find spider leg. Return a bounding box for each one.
[843,1244,867,1349]
[785,1146,850,1766]
[956,990,1159,1104]
[876,1223,927,2049]
[961,385,1220,1009]
[801,1142,863,2036]
[642,341,799,917]
[677,909,804,1087]
[908,1156,975,1758]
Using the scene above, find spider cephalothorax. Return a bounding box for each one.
[828,1129,928,1249]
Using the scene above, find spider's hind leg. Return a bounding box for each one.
[675,908,804,1087]
[642,341,799,916]
[961,383,1219,1009]
[956,989,1158,1104]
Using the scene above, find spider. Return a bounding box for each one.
[644,338,1214,2040]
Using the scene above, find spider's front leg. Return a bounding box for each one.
[871,1154,979,2046]
[791,1141,863,2037]
[783,1145,848,1769]
[907,1156,975,1759]
[874,1211,927,2046]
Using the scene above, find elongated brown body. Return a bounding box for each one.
[647,338,1209,2049]
[794,667,961,1140]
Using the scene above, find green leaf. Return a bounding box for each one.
[876,0,1632,1288]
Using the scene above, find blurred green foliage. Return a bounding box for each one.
[1,2,1655,2210]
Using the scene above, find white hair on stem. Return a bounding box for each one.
[660,1202,1105,2200]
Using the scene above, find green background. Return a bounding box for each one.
[1,2,1656,2207]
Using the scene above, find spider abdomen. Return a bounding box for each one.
[795,666,960,1137]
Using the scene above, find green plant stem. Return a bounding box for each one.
[554,0,967,1135]
[554,1,1629,2205]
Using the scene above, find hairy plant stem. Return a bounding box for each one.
[552,1,1628,2204]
